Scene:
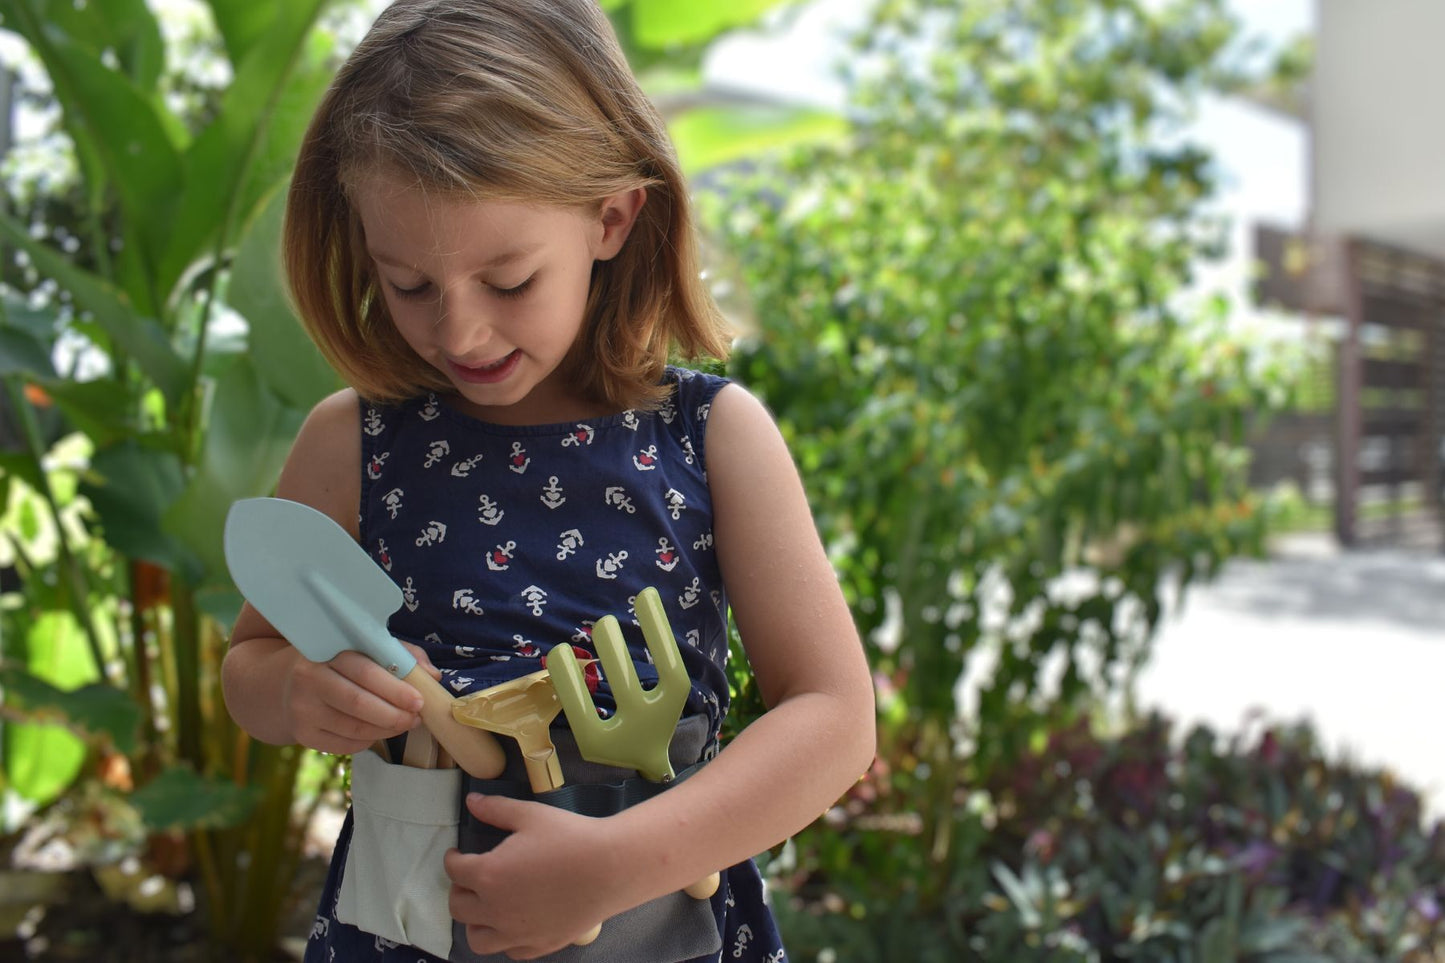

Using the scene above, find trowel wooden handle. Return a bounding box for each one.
[405,665,506,778]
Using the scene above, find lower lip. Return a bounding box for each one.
[449,350,521,385]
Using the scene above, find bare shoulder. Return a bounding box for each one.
[703,382,785,467]
[273,388,363,538]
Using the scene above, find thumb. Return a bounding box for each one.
[465,792,531,830]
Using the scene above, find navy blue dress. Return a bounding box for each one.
[303,367,787,963]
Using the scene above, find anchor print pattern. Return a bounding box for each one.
[329,369,787,961]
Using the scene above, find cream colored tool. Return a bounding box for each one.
[451,669,565,792]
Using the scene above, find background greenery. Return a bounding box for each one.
[0,0,1434,960]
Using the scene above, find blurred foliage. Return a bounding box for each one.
[706,0,1299,951]
[776,713,1445,962]
[0,0,348,957]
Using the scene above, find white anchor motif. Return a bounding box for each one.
[477,494,504,525]
[556,528,584,561]
[540,476,566,509]
[424,439,451,468]
[450,454,484,478]
[685,628,701,648]
[402,577,418,612]
[376,539,393,572]
[605,486,636,514]
[561,424,595,447]
[633,444,659,471]
[678,577,702,609]
[520,585,548,616]
[664,488,686,520]
[366,452,389,479]
[655,537,679,572]
[486,541,517,572]
[696,402,712,422]
[419,395,442,420]
[363,407,384,437]
[452,588,484,615]
[382,487,405,519]
[508,441,530,474]
[595,550,629,580]
[693,531,714,551]
[731,922,754,957]
[658,398,677,424]
[620,409,640,431]
[680,435,695,465]
[415,520,447,547]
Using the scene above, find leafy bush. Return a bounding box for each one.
[778,713,1445,962]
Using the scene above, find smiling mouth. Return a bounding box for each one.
[450,349,522,384]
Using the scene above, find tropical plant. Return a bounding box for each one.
[702,0,1298,946]
[0,0,345,956]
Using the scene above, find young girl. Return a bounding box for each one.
[221,1,875,960]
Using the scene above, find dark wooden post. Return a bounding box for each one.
[1336,239,1363,547]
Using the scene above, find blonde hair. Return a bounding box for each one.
[283,0,730,409]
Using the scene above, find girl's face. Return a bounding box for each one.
[351,173,638,425]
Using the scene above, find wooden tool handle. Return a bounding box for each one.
[404,665,507,778]
[684,872,720,900]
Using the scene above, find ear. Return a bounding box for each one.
[592,187,647,261]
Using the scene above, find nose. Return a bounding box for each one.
[433,287,495,359]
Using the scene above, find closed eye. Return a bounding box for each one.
[387,280,434,301]
[493,275,535,300]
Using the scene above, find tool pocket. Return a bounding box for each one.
[336,748,460,958]
[449,717,721,963]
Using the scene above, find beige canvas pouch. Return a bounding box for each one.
[335,748,460,958]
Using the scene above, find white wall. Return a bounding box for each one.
[1312,0,1445,258]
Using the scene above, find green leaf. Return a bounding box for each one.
[36,378,136,449]
[81,441,202,578]
[0,664,141,757]
[158,0,331,301]
[33,30,184,283]
[13,0,165,91]
[669,104,848,173]
[128,765,261,831]
[229,183,341,410]
[0,212,189,403]
[631,0,793,48]
[163,356,305,585]
[0,327,56,380]
[0,611,100,803]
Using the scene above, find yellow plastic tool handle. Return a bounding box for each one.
[405,666,507,779]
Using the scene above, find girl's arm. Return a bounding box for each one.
[221,388,430,753]
[447,382,876,957]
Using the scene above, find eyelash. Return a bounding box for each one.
[387,276,536,302]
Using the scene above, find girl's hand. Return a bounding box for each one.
[282,641,439,755]
[444,793,622,960]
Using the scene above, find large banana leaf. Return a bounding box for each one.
[157,0,332,305]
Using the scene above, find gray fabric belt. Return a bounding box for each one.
[448,715,721,963]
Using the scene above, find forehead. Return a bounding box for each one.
[349,171,589,261]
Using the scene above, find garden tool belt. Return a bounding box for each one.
[336,715,719,963]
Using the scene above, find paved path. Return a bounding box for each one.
[1134,533,1445,816]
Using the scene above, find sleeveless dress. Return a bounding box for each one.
[303,367,787,963]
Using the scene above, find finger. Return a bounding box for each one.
[464,792,533,831]
[323,653,425,718]
[402,641,443,681]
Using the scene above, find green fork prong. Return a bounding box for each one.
[550,587,690,783]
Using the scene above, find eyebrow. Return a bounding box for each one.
[367,244,543,271]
